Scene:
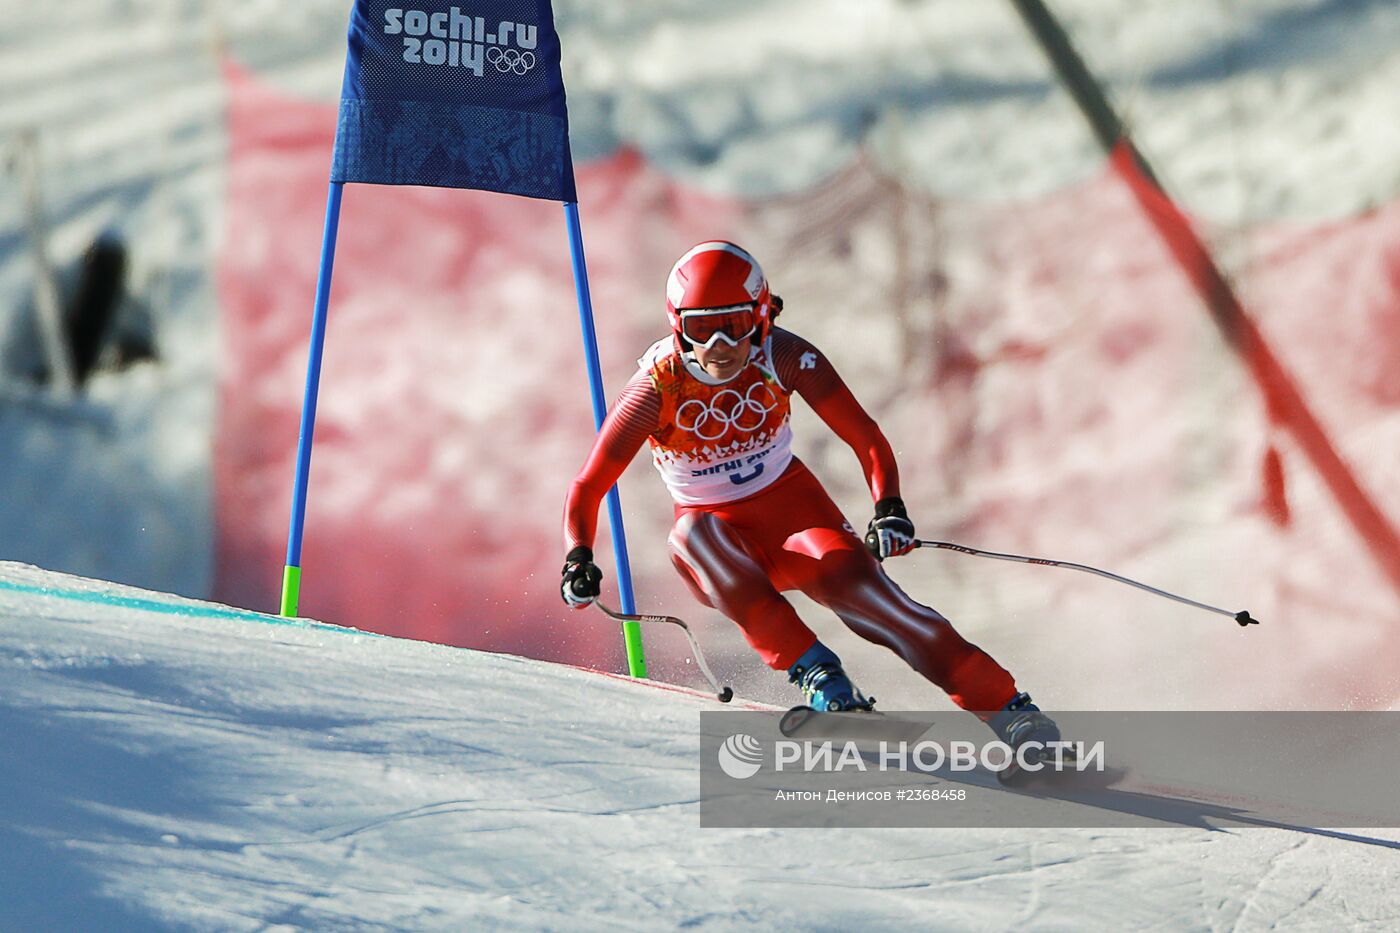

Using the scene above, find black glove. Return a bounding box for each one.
[561,545,603,608]
[864,497,917,562]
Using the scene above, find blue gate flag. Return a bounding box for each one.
[332,0,577,201]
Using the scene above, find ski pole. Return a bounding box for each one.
[913,540,1259,627]
[594,601,734,702]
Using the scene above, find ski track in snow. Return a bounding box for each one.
[3,563,1399,931]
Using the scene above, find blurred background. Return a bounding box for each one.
[2,0,1398,711]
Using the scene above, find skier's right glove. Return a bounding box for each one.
[561,545,603,609]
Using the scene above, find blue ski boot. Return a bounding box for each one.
[786,641,875,713]
[988,692,1064,785]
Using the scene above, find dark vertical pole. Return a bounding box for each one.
[1008,0,1158,186]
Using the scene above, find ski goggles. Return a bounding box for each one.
[679,306,758,349]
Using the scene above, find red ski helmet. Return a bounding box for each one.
[665,241,773,347]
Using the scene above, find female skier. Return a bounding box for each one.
[561,241,1056,750]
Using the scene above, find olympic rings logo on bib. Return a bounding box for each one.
[487,47,536,74]
[676,384,781,441]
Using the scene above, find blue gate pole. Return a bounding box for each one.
[279,181,345,618]
[563,201,646,677]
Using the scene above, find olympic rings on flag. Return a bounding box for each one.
[676,384,781,441]
[486,47,536,75]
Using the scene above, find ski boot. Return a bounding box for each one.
[779,641,875,735]
[988,692,1066,786]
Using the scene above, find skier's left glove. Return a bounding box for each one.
[561,545,603,609]
[865,497,917,562]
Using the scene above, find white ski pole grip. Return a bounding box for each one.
[913,540,1259,627]
[594,602,735,701]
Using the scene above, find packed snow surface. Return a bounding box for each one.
[3,563,1398,931]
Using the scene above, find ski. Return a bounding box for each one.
[778,706,933,744]
[994,742,1083,787]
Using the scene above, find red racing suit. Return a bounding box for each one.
[564,327,1018,714]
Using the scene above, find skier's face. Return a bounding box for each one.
[692,336,752,382]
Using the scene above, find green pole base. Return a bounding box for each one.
[280,565,302,618]
[622,619,647,678]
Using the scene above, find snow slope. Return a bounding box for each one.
[3,563,1399,931]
